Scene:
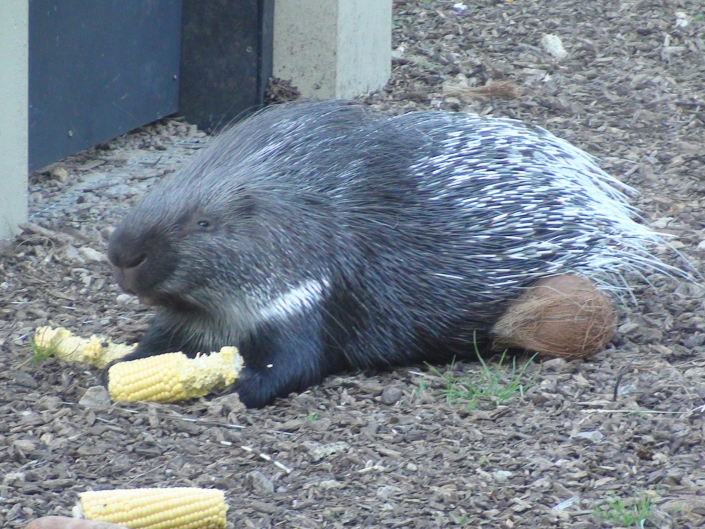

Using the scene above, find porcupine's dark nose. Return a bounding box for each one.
[107,228,148,295]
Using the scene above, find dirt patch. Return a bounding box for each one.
[2,1,705,527]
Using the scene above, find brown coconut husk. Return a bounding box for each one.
[491,274,616,360]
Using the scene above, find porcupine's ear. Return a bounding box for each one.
[490,274,616,360]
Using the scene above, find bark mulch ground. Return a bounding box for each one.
[2,1,705,527]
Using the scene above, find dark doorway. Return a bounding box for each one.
[29,0,273,172]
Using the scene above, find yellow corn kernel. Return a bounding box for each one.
[76,487,227,529]
[108,347,244,403]
[33,326,136,368]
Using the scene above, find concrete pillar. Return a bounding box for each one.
[273,0,391,99]
[0,0,29,240]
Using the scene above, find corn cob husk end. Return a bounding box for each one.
[32,326,136,368]
[32,326,70,361]
[183,346,243,396]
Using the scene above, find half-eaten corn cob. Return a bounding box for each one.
[33,326,244,403]
[74,487,227,529]
[33,326,136,368]
[108,348,244,403]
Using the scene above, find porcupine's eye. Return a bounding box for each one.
[188,215,216,233]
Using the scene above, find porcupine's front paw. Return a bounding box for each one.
[232,366,295,409]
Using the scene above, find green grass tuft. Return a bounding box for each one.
[594,495,653,527]
[450,513,471,525]
[30,337,55,363]
[429,347,538,410]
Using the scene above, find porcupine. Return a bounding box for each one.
[107,100,684,408]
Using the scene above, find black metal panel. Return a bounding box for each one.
[29,0,182,171]
[179,0,274,132]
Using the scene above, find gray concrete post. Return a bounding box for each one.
[273,0,392,99]
[0,0,29,240]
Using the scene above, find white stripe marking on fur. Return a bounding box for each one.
[259,279,325,322]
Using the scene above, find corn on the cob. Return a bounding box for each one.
[108,347,244,403]
[33,326,244,403]
[33,326,136,368]
[75,488,227,529]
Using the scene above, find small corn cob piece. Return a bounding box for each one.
[108,347,244,403]
[75,487,227,529]
[33,326,136,368]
